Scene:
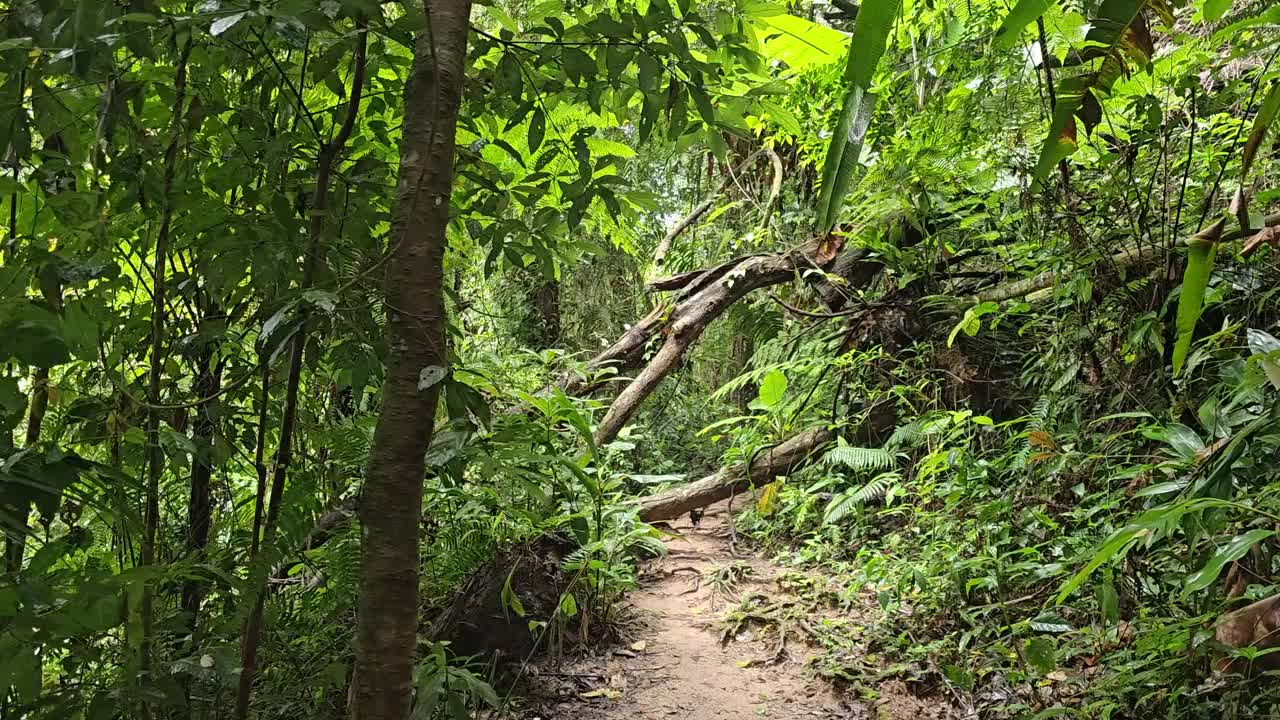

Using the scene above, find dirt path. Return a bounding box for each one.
[524,501,853,719]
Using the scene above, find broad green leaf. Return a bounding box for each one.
[690,86,716,126]
[815,0,899,231]
[1032,74,1087,187]
[993,0,1057,51]
[1242,81,1280,180]
[529,109,546,153]
[210,11,248,36]
[500,568,526,618]
[1031,0,1162,188]
[1132,480,1188,497]
[1098,577,1119,622]
[1172,221,1224,376]
[1025,637,1056,674]
[1247,328,1280,389]
[1056,525,1151,603]
[758,13,848,71]
[757,100,801,135]
[1183,529,1273,597]
[1165,423,1205,460]
[559,592,578,617]
[1201,0,1232,22]
[496,53,523,97]
[817,86,877,231]
[757,369,787,407]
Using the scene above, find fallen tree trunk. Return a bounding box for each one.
[639,427,835,521]
[1215,592,1280,672]
[568,234,896,401]
[560,303,669,397]
[594,237,847,445]
[639,395,900,521]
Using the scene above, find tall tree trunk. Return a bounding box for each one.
[4,269,64,574]
[353,2,472,717]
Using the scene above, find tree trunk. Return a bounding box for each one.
[595,239,844,445]
[638,428,835,521]
[236,21,368,719]
[731,334,754,411]
[353,2,471,718]
[137,39,192,706]
[180,343,222,636]
[534,279,561,349]
[4,359,51,573]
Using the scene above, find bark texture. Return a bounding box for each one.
[594,237,846,445]
[639,428,835,521]
[638,398,899,521]
[1216,592,1280,672]
[534,279,561,349]
[353,2,472,717]
[180,344,222,633]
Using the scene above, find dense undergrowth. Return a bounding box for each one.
[727,285,1280,717]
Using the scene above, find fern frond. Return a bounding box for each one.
[822,438,895,471]
[822,472,901,525]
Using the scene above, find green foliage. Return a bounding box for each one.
[1172,222,1223,376]
[0,0,1276,716]
[816,0,901,231]
[992,0,1057,51]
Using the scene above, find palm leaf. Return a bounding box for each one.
[1171,219,1224,376]
[816,0,901,231]
[992,0,1058,51]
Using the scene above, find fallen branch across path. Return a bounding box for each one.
[639,428,836,521]
[639,396,900,521]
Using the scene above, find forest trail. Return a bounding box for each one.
[523,501,945,719]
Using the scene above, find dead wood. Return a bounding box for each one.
[652,149,766,269]
[638,427,835,521]
[1215,592,1280,673]
[594,237,846,445]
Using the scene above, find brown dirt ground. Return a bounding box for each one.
[516,501,958,720]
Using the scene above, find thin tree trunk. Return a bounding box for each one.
[136,39,192,708]
[731,334,754,411]
[180,341,223,635]
[4,362,50,572]
[535,280,561,349]
[235,21,368,720]
[651,149,765,269]
[353,2,472,717]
